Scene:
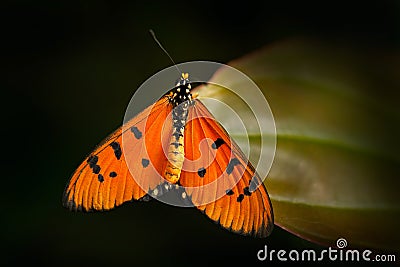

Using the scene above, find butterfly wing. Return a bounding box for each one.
[180,99,274,237]
[63,97,173,211]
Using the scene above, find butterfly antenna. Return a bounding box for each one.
[149,29,182,75]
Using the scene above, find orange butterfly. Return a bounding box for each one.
[63,73,274,237]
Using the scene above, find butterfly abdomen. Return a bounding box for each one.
[164,73,193,184]
[164,106,187,183]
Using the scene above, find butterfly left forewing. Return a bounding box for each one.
[180,99,274,237]
[63,97,172,211]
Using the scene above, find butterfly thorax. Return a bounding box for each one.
[164,73,194,184]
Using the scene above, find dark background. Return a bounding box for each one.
[2,1,399,266]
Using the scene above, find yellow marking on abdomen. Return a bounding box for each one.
[164,129,185,184]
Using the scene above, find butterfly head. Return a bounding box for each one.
[169,73,193,107]
[176,72,190,86]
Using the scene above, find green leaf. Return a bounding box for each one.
[199,40,400,250]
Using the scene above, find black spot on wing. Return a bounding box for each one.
[87,155,101,174]
[211,138,225,149]
[226,189,234,196]
[98,174,104,182]
[244,187,252,196]
[237,194,244,202]
[142,158,150,168]
[249,176,261,192]
[110,141,122,160]
[109,171,117,178]
[92,164,101,174]
[131,126,142,139]
[197,167,206,178]
[87,155,98,168]
[226,158,241,175]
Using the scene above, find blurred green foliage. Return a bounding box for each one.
[204,40,400,250]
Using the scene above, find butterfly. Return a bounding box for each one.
[63,72,274,237]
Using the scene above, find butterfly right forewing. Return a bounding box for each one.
[180,99,274,237]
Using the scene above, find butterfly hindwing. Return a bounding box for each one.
[180,99,274,237]
[63,97,172,211]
